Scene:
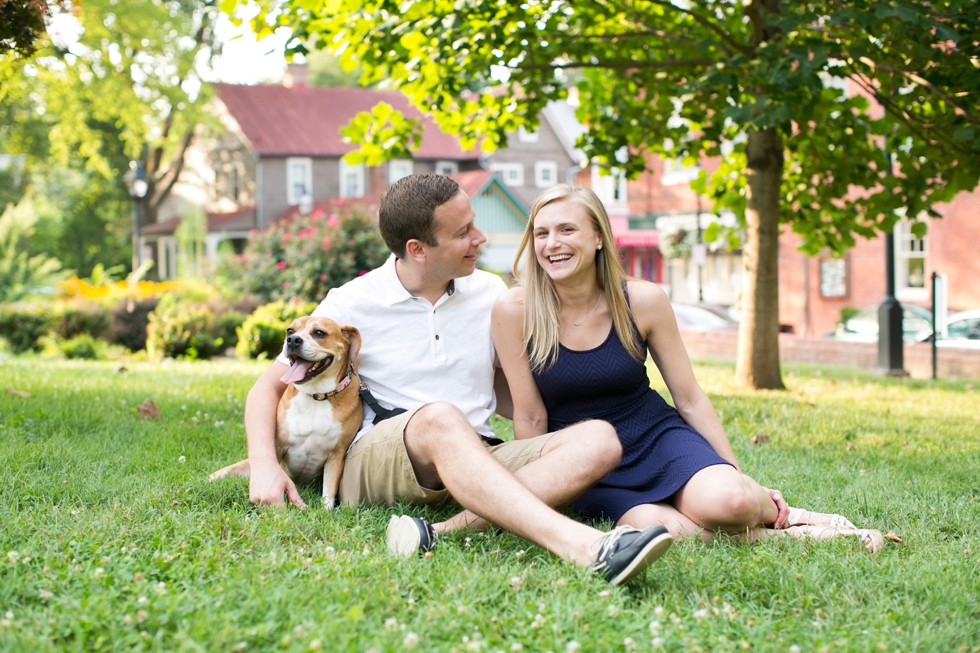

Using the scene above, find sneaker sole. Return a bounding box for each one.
[386,515,422,558]
[608,531,674,586]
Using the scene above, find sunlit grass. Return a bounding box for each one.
[1,355,978,652]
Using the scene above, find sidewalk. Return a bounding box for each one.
[680,331,980,380]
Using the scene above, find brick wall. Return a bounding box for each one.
[779,185,980,336]
[680,330,980,380]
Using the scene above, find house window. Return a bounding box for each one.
[534,161,558,188]
[435,160,459,175]
[339,160,365,198]
[389,159,414,184]
[590,165,627,204]
[518,126,539,143]
[490,162,524,187]
[286,157,312,205]
[819,257,848,298]
[895,220,927,300]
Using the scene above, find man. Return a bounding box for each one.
[244,174,672,585]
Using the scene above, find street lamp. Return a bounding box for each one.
[877,147,907,377]
[123,160,149,274]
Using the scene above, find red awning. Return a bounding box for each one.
[614,231,659,248]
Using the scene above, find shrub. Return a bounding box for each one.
[108,298,159,352]
[218,203,390,303]
[51,299,111,340]
[59,334,106,360]
[146,296,240,360]
[236,299,317,360]
[0,302,51,353]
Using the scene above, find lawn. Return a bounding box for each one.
[1,354,978,652]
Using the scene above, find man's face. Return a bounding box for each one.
[425,191,487,280]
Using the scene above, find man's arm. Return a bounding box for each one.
[244,360,306,507]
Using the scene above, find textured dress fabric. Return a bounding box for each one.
[532,321,734,523]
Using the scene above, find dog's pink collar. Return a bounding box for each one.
[308,366,356,401]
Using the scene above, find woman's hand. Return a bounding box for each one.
[764,487,790,528]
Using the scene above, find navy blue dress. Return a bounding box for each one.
[532,320,734,523]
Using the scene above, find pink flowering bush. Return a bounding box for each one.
[218,205,389,303]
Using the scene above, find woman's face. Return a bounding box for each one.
[532,199,603,284]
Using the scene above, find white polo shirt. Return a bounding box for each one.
[279,255,507,443]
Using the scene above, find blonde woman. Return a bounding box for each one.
[491,184,882,549]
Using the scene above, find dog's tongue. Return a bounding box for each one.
[280,360,313,384]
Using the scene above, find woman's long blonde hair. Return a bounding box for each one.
[514,184,645,372]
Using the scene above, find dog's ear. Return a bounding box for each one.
[341,325,361,369]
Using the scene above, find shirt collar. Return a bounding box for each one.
[379,255,465,306]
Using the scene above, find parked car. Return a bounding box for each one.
[671,303,739,332]
[929,310,980,350]
[829,304,933,343]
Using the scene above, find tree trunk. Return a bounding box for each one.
[735,126,785,390]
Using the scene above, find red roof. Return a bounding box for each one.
[214,83,480,160]
[276,195,383,223]
[449,170,495,199]
[141,206,256,235]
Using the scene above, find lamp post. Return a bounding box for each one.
[123,160,149,274]
[877,147,907,377]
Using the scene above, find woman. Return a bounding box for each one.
[492,184,882,550]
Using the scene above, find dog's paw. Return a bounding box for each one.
[321,497,336,511]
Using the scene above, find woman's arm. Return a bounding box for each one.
[628,281,740,470]
[491,288,549,440]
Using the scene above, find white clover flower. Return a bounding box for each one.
[137,596,148,605]
[178,456,186,464]
[403,632,420,649]
[6,551,18,563]
[652,637,664,648]
[789,647,801,653]
[654,606,664,616]
[649,621,661,635]
[93,568,104,578]
[607,604,619,617]
[384,618,399,631]
[509,576,522,589]
[693,608,707,620]
[566,642,581,653]
[514,550,525,558]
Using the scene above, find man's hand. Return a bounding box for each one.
[249,463,306,508]
[764,487,790,529]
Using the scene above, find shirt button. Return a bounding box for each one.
[435,335,440,340]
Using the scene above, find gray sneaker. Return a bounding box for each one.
[588,525,673,585]
[386,515,437,558]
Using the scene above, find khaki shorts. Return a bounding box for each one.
[337,406,553,507]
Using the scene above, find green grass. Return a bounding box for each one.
[1,354,979,652]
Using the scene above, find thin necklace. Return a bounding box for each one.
[561,291,603,327]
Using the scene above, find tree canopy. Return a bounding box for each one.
[236,0,980,388]
[1,0,221,277]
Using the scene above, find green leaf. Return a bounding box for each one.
[952,126,975,142]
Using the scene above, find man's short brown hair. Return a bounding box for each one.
[379,173,461,258]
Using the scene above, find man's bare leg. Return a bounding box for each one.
[433,418,621,535]
[402,403,615,566]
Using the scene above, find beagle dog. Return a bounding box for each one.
[210,316,362,509]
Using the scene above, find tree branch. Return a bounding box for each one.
[636,0,753,55]
[855,56,980,127]
[845,67,972,159]
[151,129,195,211]
[512,58,714,71]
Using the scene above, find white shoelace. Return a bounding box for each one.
[588,525,640,564]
